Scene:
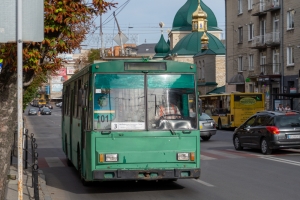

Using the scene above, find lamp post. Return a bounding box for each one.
[128,26,133,42]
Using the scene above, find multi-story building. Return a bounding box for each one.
[226,0,300,110]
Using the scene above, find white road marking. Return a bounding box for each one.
[200,155,217,160]
[226,149,260,156]
[206,149,243,159]
[259,156,300,167]
[44,157,65,167]
[192,179,215,187]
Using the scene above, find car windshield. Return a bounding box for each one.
[199,113,212,121]
[276,115,300,127]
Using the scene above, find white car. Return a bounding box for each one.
[199,113,217,141]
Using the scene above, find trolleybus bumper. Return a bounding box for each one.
[93,168,201,181]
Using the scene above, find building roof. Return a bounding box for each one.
[172,0,221,32]
[170,32,225,55]
[136,43,156,55]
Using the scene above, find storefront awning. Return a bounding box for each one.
[228,73,245,85]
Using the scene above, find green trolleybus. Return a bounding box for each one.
[62,59,201,184]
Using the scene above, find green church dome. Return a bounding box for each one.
[172,0,221,31]
[170,32,225,55]
[155,35,170,54]
[154,34,170,58]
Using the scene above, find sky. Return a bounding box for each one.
[82,0,225,49]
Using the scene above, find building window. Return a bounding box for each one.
[248,24,254,41]
[238,0,243,14]
[287,10,295,30]
[260,54,266,74]
[259,0,265,12]
[249,54,254,70]
[273,50,279,74]
[238,56,243,71]
[287,47,294,66]
[248,0,253,10]
[238,27,243,43]
[260,20,266,44]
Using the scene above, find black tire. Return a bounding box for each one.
[77,146,90,186]
[233,135,243,150]
[65,138,72,167]
[201,136,211,141]
[218,120,222,130]
[261,138,272,155]
[77,146,81,178]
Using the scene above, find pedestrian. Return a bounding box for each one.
[285,104,291,111]
[277,104,284,111]
[156,98,181,120]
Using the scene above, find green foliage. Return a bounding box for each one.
[23,72,48,109]
[88,49,101,64]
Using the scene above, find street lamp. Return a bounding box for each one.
[128,26,133,41]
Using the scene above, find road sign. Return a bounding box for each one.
[0,0,44,43]
[113,33,128,46]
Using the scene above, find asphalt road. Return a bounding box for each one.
[24,105,300,200]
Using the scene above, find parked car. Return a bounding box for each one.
[199,113,217,141]
[41,107,52,115]
[233,111,300,155]
[28,108,37,115]
[45,104,53,109]
[56,102,62,107]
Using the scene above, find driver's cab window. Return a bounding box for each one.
[147,74,197,130]
[244,116,256,127]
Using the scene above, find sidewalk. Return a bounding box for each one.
[5,164,52,200]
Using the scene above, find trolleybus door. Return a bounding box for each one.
[69,89,74,161]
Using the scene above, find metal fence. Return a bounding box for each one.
[11,128,39,200]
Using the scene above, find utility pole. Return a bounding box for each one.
[113,11,125,56]
[100,13,105,58]
[17,0,23,198]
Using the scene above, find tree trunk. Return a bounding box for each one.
[0,72,18,199]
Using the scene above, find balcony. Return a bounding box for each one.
[260,63,281,75]
[251,2,267,16]
[251,35,267,49]
[264,0,281,12]
[265,32,280,46]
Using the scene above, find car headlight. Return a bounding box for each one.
[105,154,118,162]
[177,153,189,161]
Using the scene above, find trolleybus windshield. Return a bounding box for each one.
[93,74,197,131]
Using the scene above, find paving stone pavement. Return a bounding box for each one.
[5,164,52,200]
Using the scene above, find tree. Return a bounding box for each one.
[0,0,116,198]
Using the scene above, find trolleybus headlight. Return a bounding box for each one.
[177,153,189,161]
[105,154,118,162]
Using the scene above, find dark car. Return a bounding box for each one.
[28,108,37,115]
[41,107,52,115]
[233,111,300,154]
[199,113,217,141]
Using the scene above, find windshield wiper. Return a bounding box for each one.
[291,123,300,127]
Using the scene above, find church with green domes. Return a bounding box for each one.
[153,0,226,95]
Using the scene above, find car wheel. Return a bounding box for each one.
[233,135,243,150]
[261,138,272,155]
[201,136,211,141]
